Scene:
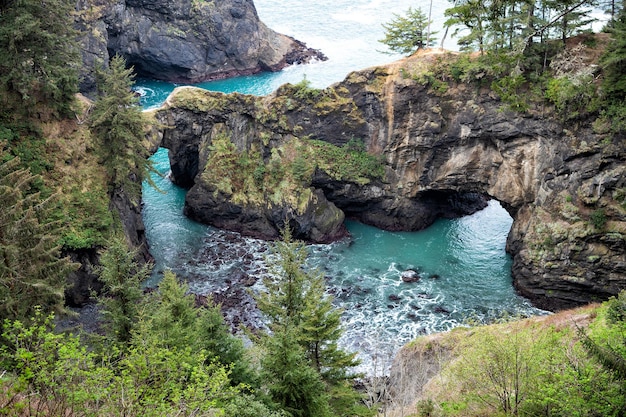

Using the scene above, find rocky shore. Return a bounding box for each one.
[75,0,325,95]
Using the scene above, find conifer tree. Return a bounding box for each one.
[0,0,79,116]
[97,235,150,344]
[0,152,77,322]
[260,325,332,417]
[136,270,256,387]
[379,6,437,55]
[601,8,626,102]
[90,55,155,197]
[255,228,367,417]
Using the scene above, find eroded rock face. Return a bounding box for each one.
[153,51,626,310]
[75,0,325,95]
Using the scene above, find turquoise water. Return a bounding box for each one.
[140,0,547,372]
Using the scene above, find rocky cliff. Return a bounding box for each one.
[152,48,626,311]
[75,0,324,94]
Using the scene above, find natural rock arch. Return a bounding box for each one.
[151,53,626,311]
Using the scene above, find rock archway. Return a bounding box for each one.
[152,53,626,311]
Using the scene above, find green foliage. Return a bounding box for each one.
[0,151,77,322]
[0,310,237,416]
[255,228,367,417]
[309,138,385,185]
[260,326,332,417]
[444,0,489,53]
[599,9,626,132]
[90,55,156,196]
[58,188,114,250]
[293,77,323,101]
[0,121,53,177]
[492,74,529,112]
[545,75,601,121]
[379,6,437,55]
[0,309,111,416]
[446,323,553,415]
[137,271,256,388]
[590,208,607,230]
[224,394,289,417]
[0,0,79,116]
[97,236,151,345]
[582,291,626,382]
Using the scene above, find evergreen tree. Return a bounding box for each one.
[255,228,367,417]
[261,325,332,417]
[90,55,155,197]
[581,291,626,381]
[445,0,490,53]
[136,271,256,387]
[0,151,77,322]
[379,6,437,55]
[0,0,79,116]
[97,235,150,344]
[544,0,596,43]
[601,8,626,102]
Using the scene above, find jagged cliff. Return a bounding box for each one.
[75,0,324,94]
[152,48,626,311]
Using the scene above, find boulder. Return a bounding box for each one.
[401,270,421,283]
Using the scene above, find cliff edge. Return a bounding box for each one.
[75,0,325,93]
[152,42,626,311]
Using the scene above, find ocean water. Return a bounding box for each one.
[139,0,548,373]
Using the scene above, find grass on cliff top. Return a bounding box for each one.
[201,133,385,212]
[166,86,252,113]
[391,302,625,417]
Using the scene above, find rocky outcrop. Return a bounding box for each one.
[153,49,626,310]
[75,0,325,94]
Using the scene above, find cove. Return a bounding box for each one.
[139,0,547,373]
[142,147,545,373]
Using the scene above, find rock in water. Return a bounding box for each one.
[76,0,325,94]
[401,270,421,283]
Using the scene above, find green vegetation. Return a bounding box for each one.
[201,133,384,210]
[0,0,79,117]
[0,151,77,323]
[254,228,371,417]
[90,55,156,197]
[0,1,625,416]
[0,231,371,416]
[394,297,626,416]
[386,1,626,125]
[379,6,437,55]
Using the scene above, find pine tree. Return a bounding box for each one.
[0,0,79,116]
[601,8,626,102]
[0,152,77,322]
[444,0,490,53]
[255,228,367,417]
[136,270,255,387]
[90,55,155,197]
[260,325,332,417]
[379,6,437,55]
[97,235,150,344]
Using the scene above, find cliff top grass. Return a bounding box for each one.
[390,303,614,417]
[165,86,241,113]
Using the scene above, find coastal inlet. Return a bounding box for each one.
[142,148,546,374]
